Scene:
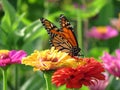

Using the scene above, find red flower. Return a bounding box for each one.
[52,58,105,89]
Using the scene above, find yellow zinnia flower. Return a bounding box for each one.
[22,47,85,71]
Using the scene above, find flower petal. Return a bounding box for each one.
[87,26,118,40]
[22,47,85,71]
[52,58,105,89]
[9,50,27,64]
[101,49,120,77]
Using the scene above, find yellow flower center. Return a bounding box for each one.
[97,27,107,34]
[0,50,9,59]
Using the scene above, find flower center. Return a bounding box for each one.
[0,54,9,59]
[0,50,9,60]
[97,27,107,34]
[52,58,58,62]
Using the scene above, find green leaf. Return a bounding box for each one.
[20,72,46,90]
[22,20,45,43]
[90,0,114,26]
[106,76,120,90]
[64,0,107,19]
[1,0,16,33]
[79,0,107,19]
[88,47,109,60]
[1,0,16,24]
[23,20,41,34]
[24,26,45,43]
[80,85,89,90]
[12,13,26,31]
[1,13,12,33]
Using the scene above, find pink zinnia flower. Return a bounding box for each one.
[89,72,109,90]
[0,50,27,67]
[87,26,118,40]
[101,49,120,78]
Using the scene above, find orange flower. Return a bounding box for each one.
[52,58,105,89]
[22,47,85,71]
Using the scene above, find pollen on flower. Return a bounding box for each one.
[22,47,85,71]
[96,27,107,34]
[0,50,9,56]
[0,50,9,59]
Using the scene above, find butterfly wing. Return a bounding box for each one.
[40,15,81,56]
[59,14,80,56]
[41,18,73,52]
[51,35,74,53]
[40,18,59,35]
[40,18,60,44]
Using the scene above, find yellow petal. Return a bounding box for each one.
[22,47,85,71]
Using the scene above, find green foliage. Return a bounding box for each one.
[106,76,120,90]
[0,0,46,90]
[0,0,44,50]
[88,47,109,60]
[63,0,107,19]
[90,0,114,26]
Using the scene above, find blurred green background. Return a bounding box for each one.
[0,0,120,90]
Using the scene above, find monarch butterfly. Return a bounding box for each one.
[40,14,81,56]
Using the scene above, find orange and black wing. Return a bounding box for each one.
[40,18,59,35]
[40,15,81,56]
[59,14,80,56]
[51,35,74,53]
[40,18,74,53]
[40,18,60,46]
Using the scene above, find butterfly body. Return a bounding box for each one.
[40,14,81,56]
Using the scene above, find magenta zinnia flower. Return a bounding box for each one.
[87,26,118,40]
[101,49,120,78]
[0,50,27,67]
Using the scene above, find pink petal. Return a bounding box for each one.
[106,26,118,38]
[9,50,27,64]
[115,49,120,59]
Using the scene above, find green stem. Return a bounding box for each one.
[43,71,53,90]
[43,0,49,17]
[77,11,82,49]
[1,68,7,90]
[15,66,19,90]
[17,0,22,14]
[83,19,89,50]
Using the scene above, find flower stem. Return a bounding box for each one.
[1,68,7,90]
[77,10,82,49]
[43,0,49,17]
[83,19,89,50]
[43,71,53,90]
[15,66,19,90]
